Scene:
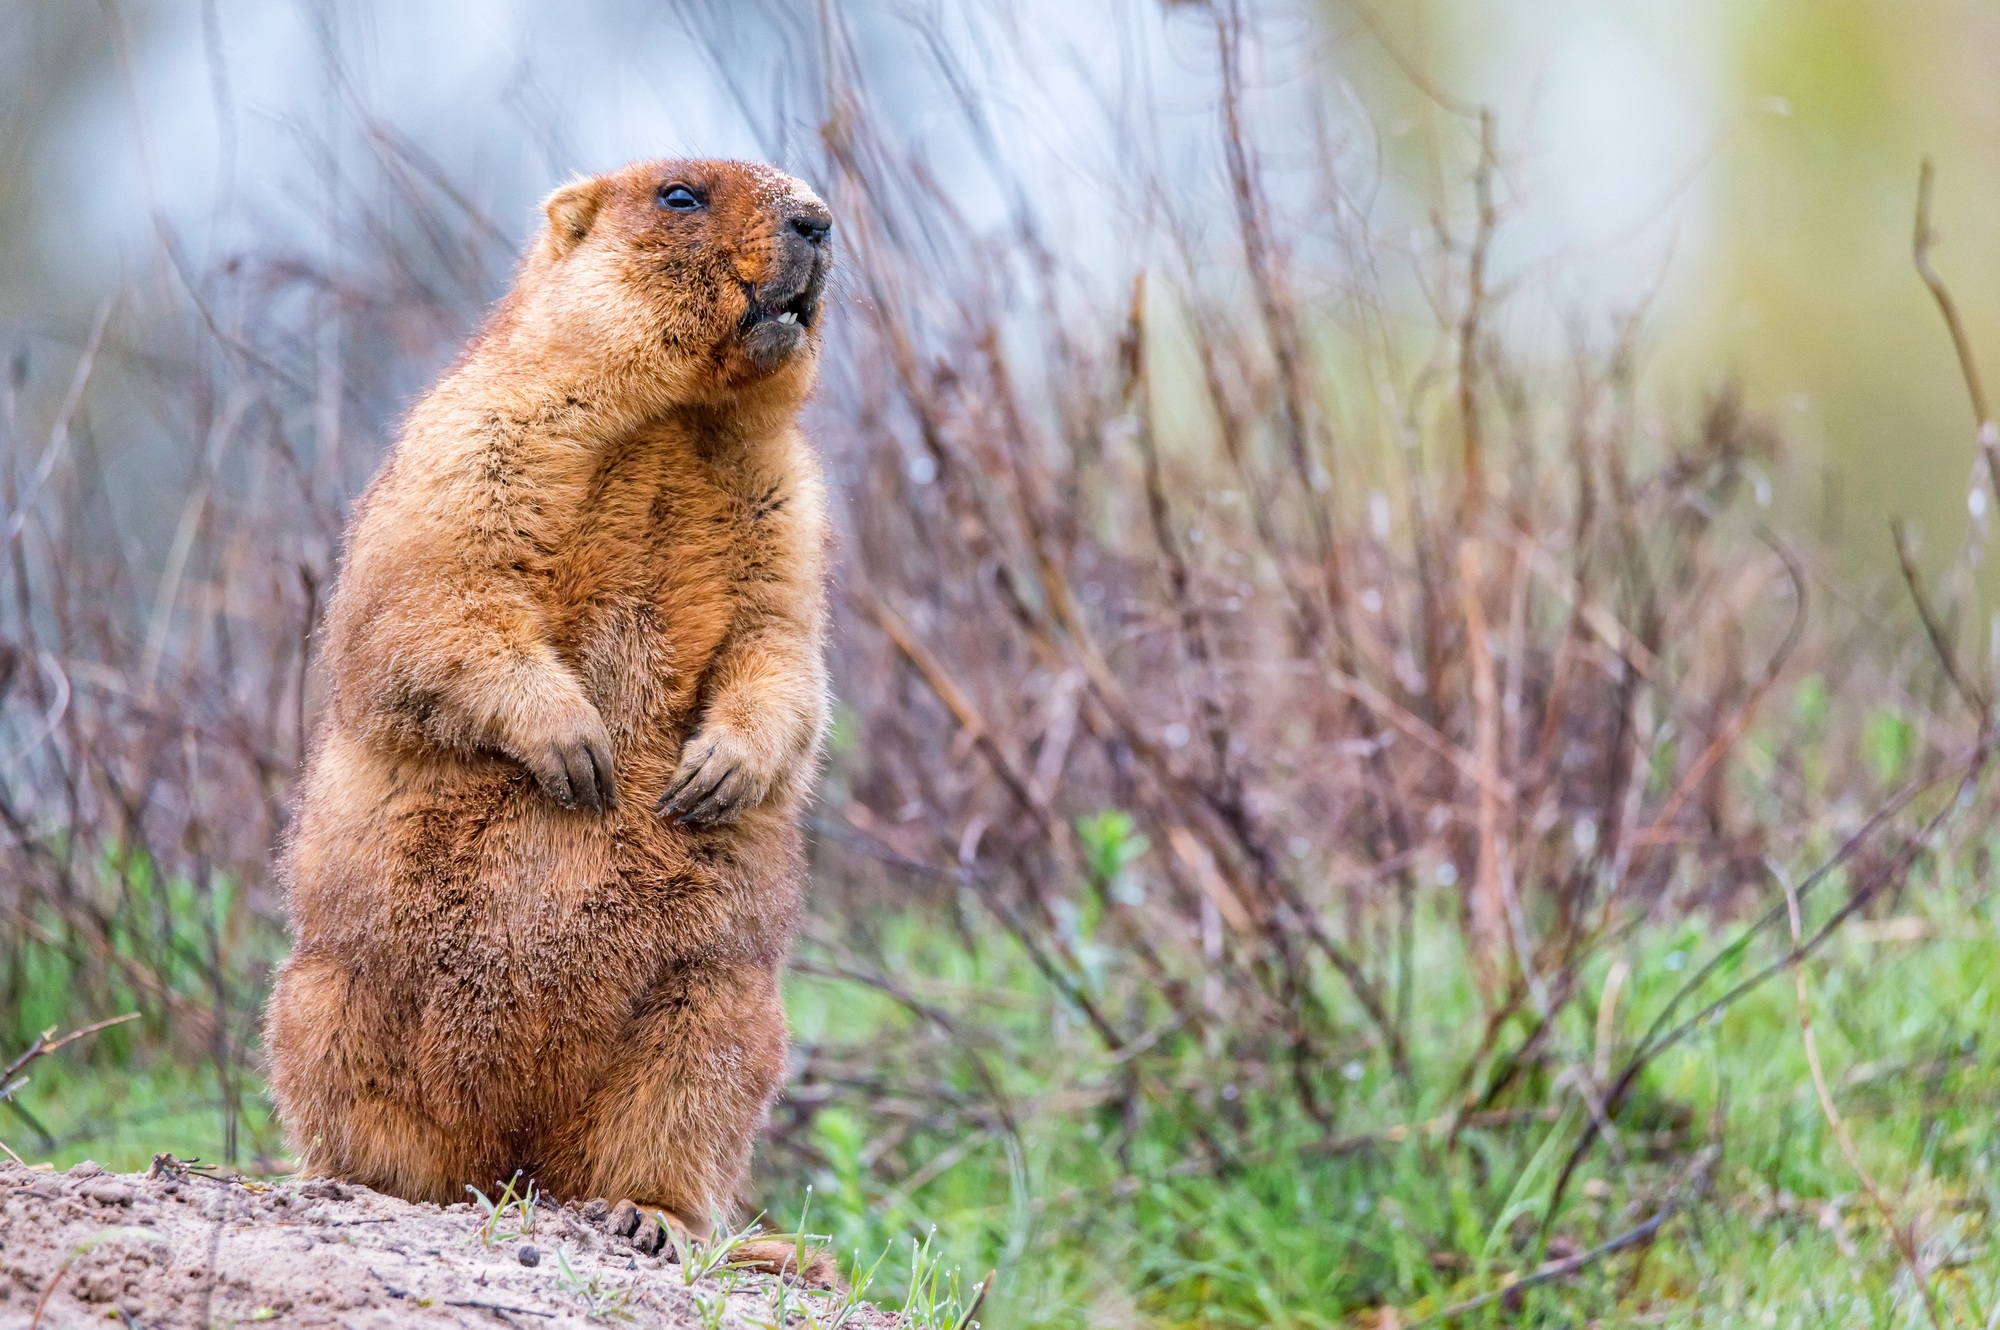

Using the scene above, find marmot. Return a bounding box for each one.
[264,159,833,1246]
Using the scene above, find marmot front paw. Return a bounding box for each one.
[518,703,620,811]
[657,725,774,826]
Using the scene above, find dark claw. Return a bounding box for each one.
[565,749,598,811]
[661,762,733,825]
[688,768,736,820]
[656,746,714,816]
[544,737,618,813]
[589,741,619,810]
[678,770,743,826]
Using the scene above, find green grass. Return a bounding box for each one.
[773,852,2000,1328]
[0,854,281,1176]
[3,1055,276,1174]
[7,853,1998,1327]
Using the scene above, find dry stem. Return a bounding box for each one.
[1779,868,1944,1330]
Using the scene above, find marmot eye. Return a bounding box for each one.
[657,184,703,212]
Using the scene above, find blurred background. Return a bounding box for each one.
[6,3,2000,1326]
[9,0,2000,566]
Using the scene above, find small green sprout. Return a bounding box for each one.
[465,1170,536,1246]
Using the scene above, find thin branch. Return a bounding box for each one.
[1913,160,1995,476]
[442,1300,556,1320]
[1779,864,1945,1330]
[1545,739,1990,1227]
[1418,1162,1699,1326]
[1457,108,1497,530]
[1892,519,1988,722]
[0,1013,142,1096]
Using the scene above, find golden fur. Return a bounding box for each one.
[264,159,833,1237]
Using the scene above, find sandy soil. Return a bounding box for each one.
[0,1158,889,1329]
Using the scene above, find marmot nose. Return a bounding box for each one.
[790,215,832,245]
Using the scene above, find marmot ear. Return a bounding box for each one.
[543,177,608,258]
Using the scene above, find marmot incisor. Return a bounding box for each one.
[265,159,833,1239]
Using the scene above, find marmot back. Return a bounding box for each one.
[264,159,834,1238]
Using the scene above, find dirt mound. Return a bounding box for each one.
[0,1158,887,1328]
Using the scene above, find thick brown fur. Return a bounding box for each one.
[264,159,834,1242]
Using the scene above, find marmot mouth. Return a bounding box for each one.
[737,283,823,373]
[745,289,819,331]
[736,259,828,371]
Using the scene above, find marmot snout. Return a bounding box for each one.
[264,158,835,1230]
[528,159,834,411]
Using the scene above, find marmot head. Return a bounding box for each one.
[518,158,834,411]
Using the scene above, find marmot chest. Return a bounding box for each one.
[543,440,782,741]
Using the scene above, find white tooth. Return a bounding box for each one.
[776,311,798,325]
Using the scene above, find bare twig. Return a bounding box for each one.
[443,1300,556,1319]
[1779,863,1945,1330]
[28,1253,74,1330]
[1546,740,1990,1226]
[1457,108,1497,529]
[0,1013,142,1100]
[1913,160,1996,483]
[1417,1161,1700,1326]
[1458,536,1510,992]
[953,1270,995,1330]
[1892,519,1987,722]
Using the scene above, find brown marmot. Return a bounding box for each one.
[264,159,833,1243]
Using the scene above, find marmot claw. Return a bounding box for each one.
[658,728,769,826]
[523,709,620,811]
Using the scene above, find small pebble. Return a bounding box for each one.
[517,1245,541,1268]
